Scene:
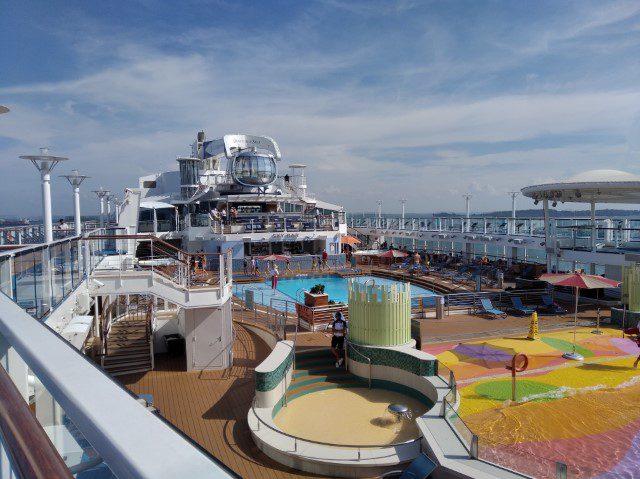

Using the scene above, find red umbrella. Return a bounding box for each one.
[539,272,621,360]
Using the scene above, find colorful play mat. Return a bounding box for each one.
[423,327,640,478]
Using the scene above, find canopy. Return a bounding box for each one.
[539,273,620,289]
[378,250,408,258]
[538,272,621,361]
[340,235,361,245]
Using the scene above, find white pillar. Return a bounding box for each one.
[99,196,105,228]
[590,201,596,274]
[543,198,552,272]
[41,168,53,243]
[73,186,81,236]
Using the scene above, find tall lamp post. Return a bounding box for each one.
[508,191,519,235]
[93,188,111,228]
[61,170,90,236]
[20,148,68,243]
[400,199,407,230]
[462,194,472,232]
[105,194,114,225]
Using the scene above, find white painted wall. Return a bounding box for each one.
[182,301,233,371]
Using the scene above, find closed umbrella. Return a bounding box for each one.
[539,272,621,360]
[378,250,408,258]
[257,254,290,261]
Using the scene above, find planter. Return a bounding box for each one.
[304,292,328,307]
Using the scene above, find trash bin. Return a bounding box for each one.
[245,290,255,310]
[164,334,185,357]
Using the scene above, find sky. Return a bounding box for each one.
[1,0,640,217]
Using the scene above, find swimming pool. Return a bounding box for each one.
[233,274,436,308]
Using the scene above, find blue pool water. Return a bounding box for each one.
[233,274,436,309]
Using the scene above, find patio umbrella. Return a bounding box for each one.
[257,254,290,261]
[539,272,621,360]
[451,342,517,369]
[378,250,408,258]
[340,235,361,245]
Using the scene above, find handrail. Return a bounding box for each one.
[251,397,421,454]
[0,365,73,479]
[0,293,233,478]
[346,340,372,389]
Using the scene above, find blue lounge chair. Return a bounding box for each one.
[479,298,507,319]
[540,295,568,315]
[510,296,536,316]
[399,452,437,478]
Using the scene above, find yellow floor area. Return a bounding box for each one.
[424,326,640,477]
[274,388,427,446]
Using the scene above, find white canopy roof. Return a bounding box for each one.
[521,169,640,204]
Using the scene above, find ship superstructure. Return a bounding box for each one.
[120,132,346,260]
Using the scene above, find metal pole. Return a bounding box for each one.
[41,168,53,243]
[73,186,82,236]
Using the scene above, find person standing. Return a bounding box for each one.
[243,257,249,275]
[330,311,347,368]
[285,257,292,274]
[220,208,227,226]
[271,265,279,289]
[311,256,317,271]
[322,249,328,270]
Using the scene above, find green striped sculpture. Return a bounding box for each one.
[347,281,411,346]
[623,264,640,312]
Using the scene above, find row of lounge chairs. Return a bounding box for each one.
[478,295,568,319]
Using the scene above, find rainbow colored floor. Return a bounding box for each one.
[423,327,640,478]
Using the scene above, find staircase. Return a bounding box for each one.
[101,299,153,376]
[287,349,366,401]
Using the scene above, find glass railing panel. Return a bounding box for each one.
[0,255,12,299]
[50,243,65,306]
[443,400,473,450]
[478,437,559,479]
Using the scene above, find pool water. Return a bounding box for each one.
[234,275,436,308]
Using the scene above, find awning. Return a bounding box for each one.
[340,235,361,245]
[140,200,174,209]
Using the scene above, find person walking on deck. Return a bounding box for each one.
[271,265,279,289]
[331,311,347,368]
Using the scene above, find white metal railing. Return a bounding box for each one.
[0,293,236,478]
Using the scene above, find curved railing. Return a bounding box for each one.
[251,398,422,461]
[345,341,372,389]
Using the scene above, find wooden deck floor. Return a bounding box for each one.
[118,325,327,478]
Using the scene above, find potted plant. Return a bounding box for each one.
[304,283,328,307]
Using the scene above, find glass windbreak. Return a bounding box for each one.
[443,400,473,450]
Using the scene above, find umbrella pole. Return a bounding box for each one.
[563,286,584,361]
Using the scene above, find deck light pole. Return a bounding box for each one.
[462,194,472,232]
[400,199,407,229]
[114,197,122,223]
[61,170,90,236]
[93,188,110,228]
[105,194,114,225]
[508,191,519,234]
[20,148,69,243]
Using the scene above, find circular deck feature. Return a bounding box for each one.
[274,388,427,446]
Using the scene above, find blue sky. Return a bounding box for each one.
[1,0,640,216]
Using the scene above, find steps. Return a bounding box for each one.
[287,349,367,401]
[102,315,152,376]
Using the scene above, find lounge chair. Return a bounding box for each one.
[479,298,507,319]
[539,295,568,315]
[510,296,536,316]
